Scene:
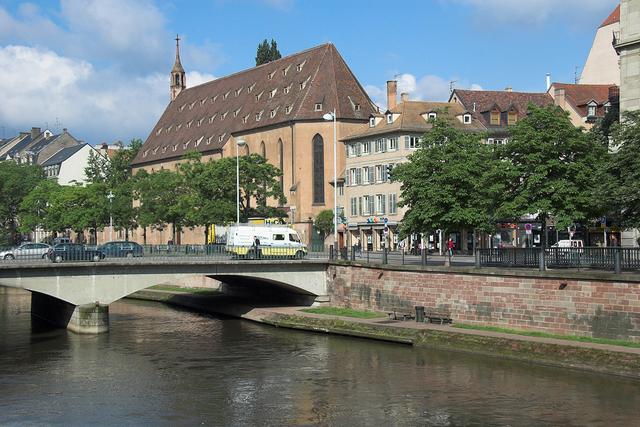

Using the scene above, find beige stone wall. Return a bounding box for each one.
[619,0,640,112]
[581,22,621,85]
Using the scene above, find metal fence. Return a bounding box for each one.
[477,247,640,273]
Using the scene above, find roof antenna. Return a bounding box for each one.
[449,80,457,94]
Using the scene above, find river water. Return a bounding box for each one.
[1,288,639,426]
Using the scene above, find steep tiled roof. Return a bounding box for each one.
[450,89,553,129]
[28,133,62,154]
[132,43,377,166]
[342,100,484,141]
[600,4,620,28]
[41,144,86,167]
[550,83,616,118]
[4,135,32,158]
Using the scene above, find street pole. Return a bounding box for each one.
[332,109,338,253]
[107,191,114,242]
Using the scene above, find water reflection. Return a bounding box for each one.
[0,287,639,426]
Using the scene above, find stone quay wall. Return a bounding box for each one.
[327,264,640,342]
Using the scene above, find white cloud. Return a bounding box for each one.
[0,1,221,143]
[365,73,483,110]
[450,0,618,27]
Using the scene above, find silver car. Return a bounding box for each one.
[0,243,51,260]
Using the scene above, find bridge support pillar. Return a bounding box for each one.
[31,292,109,334]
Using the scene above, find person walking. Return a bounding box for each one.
[252,235,261,259]
[447,238,455,257]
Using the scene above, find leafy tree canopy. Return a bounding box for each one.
[314,209,334,239]
[255,38,282,66]
[0,161,43,244]
[392,116,497,237]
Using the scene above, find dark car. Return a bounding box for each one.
[47,243,105,263]
[99,241,144,258]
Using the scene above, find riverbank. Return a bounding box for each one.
[127,289,640,379]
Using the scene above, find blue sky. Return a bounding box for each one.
[0,0,619,143]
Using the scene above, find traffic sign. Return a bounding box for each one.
[524,223,532,231]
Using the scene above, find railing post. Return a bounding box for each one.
[350,246,355,261]
[382,246,388,264]
[402,249,405,265]
[475,248,480,268]
[421,248,427,266]
[614,249,621,274]
[329,245,334,260]
[539,247,545,271]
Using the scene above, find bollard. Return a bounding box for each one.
[539,247,545,271]
[350,246,356,261]
[402,249,405,265]
[421,248,427,266]
[415,306,425,323]
[475,249,480,268]
[614,250,621,274]
[382,246,388,264]
[366,250,370,264]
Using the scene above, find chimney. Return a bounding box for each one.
[504,86,512,92]
[400,92,409,103]
[31,127,41,139]
[63,128,68,133]
[546,73,551,91]
[554,88,566,108]
[386,80,397,110]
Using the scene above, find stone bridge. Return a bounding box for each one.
[0,259,328,333]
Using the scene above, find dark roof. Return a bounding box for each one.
[342,100,484,141]
[550,83,616,118]
[132,43,378,166]
[41,144,87,167]
[28,133,62,154]
[450,89,553,129]
[5,134,33,158]
[600,4,620,28]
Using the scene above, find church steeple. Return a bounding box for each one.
[170,34,186,101]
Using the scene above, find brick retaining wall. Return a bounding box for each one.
[328,264,640,341]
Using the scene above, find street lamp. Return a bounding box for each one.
[107,191,114,242]
[236,139,247,225]
[323,109,338,253]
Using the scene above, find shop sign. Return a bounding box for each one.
[366,217,388,224]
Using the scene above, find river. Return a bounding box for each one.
[1,287,639,426]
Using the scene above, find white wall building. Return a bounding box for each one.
[41,144,103,185]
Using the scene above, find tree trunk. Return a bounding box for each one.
[143,227,147,245]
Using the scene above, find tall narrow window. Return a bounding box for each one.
[260,141,266,159]
[312,134,325,204]
[278,139,284,192]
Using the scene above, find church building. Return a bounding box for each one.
[130,38,377,245]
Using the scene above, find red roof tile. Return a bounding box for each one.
[600,4,620,28]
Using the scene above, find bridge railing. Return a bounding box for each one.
[0,243,329,262]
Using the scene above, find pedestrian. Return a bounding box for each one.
[447,238,455,257]
[252,235,261,258]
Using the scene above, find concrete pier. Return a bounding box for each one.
[31,292,109,334]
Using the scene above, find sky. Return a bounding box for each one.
[0,0,619,144]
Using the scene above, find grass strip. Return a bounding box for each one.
[300,307,387,319]
[149,285,220,294]
[453,323,640,348]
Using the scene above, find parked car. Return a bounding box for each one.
[47,243,106,263]
[551,239,584,248]
[98,241,144,258]
[52,237,72,245]
[0,242,51,260]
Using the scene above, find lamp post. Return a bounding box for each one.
[323,109,338,252]
[236,139,247,226]
[107,191,114,242]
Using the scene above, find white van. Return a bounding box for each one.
[551,239,584,248]
[226,225,307,259]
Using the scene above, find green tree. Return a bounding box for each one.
[313,210,334,240]
[392,117,497,239]
[601,110,640,229]
[0,161,44,244]
[255,38,282,66]
[497,104,608,239]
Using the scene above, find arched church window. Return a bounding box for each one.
[312,134,324,204]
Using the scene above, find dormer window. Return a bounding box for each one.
[369,117,375,127]
[255,91,263,101]
[200,98,207,106]
[247,83,256,93]
[270,88,277,98]
[219,133,226,142]
[156,127,163,136]
[172,144,178,152]
[268,71,275,80]
[463,114,472,124]
[314,103,323,111]
[176,123,182,131]
[282,65,291,76]
[166,124,173,133]
[179,104,186,112]
[207,136,213,145]
[490,109,501,126]
[285,105,292,114]
[233,107,241,118]
[256,110,263,121]
[221,111,228,120]
[189,101,196,110]
[270,109,277,118]
[223,91,230,100]
[284,85,291,94]
[183,141,190,150]
[142,150,148,158]
[587,102,597,117]
[296,61,306,72]
[153,147,159,154]
[210,95,218,103]
[186,121,193,128]
[197,118,204,127]
[386,113,393,124]
[209,114,217,123]
[162,146,167,153]
[428,112,437,120]
[195,136,204,147]
[508,110,517,125]
[235,88,243,97]
[355,104,361,111]
[243,114,249,124]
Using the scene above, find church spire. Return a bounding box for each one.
[170,34,186,101]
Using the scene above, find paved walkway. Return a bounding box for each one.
[251,305,640,356]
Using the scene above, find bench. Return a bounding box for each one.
[425,310,452,325]
[387,309,415,321]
